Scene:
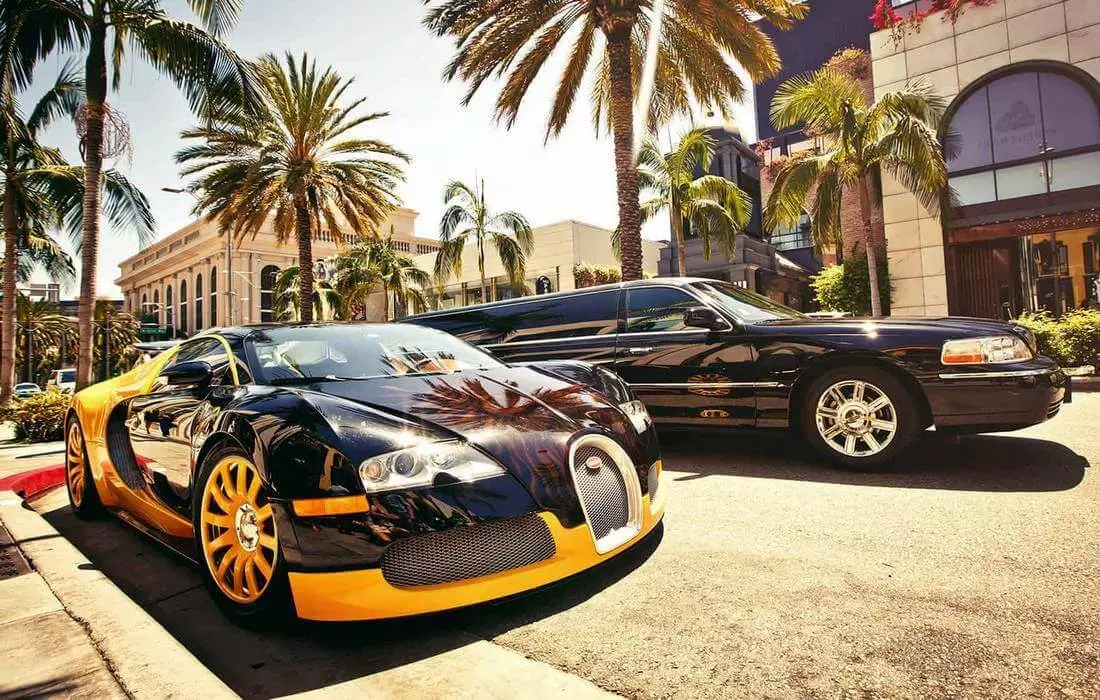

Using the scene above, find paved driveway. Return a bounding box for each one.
[31,394,1099,698]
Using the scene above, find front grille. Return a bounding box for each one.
[380,515,555,587]
[1047,399,1063,419]
[572,445,630,540]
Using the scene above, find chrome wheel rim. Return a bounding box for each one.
[815,379,897,457]
[200,457,277,604]
[66,422,85,507]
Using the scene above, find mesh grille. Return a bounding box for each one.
[572,445,629,540]
[381,515,555,587]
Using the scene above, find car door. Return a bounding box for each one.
[613,285,758,427]
[126,336,234,514]
[483,289,622,366]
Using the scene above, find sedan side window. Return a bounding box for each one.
[625,287,699,333]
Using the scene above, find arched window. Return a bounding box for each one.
[165,285,174,328]
[945,65,1100,206]
[209,267,218,327]
[194,274,203,330]
[260,265,280,322]
[179,280,188,334]
[141,293,148,316]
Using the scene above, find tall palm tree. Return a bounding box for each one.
[1,62,151,401]
[93,299,138,380]
[636,127,752,275]
[423,1,807,281]
[764,70,949,316]
[178,52,409,325]
[334,234,432,321]
[269,266,340,322]
[5,0,258,390]
[435,179,533,303]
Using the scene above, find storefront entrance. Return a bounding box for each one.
[941,61,1100,319]
[951,227,1100,319]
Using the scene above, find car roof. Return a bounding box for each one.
[404,276,717,320]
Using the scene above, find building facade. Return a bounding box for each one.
[873,0,1100,317]
[115,208,439,335]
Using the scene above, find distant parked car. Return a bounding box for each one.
[406,277,1068,470]
[13,383,42,399]
[47,368,76,393]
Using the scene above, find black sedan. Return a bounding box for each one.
[65,323,665,623]
[407,278,1067,469]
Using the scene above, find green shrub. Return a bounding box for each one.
[573,262,622,289]
[1016,310,1100,368]
[810,255,891,316]
[0,389,71,443]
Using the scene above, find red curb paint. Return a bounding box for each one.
[0,465,65,498]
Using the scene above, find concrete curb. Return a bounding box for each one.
[0,490,236,699]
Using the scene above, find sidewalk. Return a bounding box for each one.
[0,517,126,697]
[0,490,236,699]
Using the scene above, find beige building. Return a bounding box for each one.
[872,0,1100,318]
[403,220,663,315]
[118,211,660,329]
[115,208,439,334]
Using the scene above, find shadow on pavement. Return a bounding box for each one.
[659,429,1089,492]
[35,492,660,698]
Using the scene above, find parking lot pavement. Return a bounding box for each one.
[29,393,1099,698]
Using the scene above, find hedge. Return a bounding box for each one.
[0,389,71,443]
[810,255,891,316]
[1014,310,1100,369]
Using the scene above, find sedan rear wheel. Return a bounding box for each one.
[800,367,920,470]
[194,447,291,624]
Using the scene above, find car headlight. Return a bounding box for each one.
[620,400,652,433]
[358,441,505,494]
[941,335,1033,365]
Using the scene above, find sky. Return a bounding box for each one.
[27,0,756,297]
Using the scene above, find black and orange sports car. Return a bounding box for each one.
[65,323,666,623]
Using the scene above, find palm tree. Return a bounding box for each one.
[435,179,533,304]
[636,127,752,276]
[764,70,949,316]
[5,0,258,390]
[14,296,73,384]
[269,266,341,322]
[93,299,139,380]
[423,1,807,281]
[178,52,409,325]
[334,234,432,321]
[1,62,151,401]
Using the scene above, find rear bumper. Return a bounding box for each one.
[286,472,668,621]
[925,362,1067,432]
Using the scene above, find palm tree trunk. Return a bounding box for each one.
[382,281,389,321]
[606,29,643,281]
[670,196,687,277]
[478,235,486,302]
[2,181,18,402]
[295,203,314,323]
[859,176,883,317]
[77,12,108,389]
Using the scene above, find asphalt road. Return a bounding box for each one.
[30,393,1100,698]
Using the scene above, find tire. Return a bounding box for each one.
[798,366,921,471]
[66,416,106,519]
[192,444,292,626]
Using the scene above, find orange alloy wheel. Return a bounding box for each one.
[66,421,85,508]
[199,456,278,604]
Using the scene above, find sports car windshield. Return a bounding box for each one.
[691,281,806,323]
[248,324,502,384]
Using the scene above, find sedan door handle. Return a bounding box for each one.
[622,346,655,355]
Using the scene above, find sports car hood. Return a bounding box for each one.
[300,366,649,519]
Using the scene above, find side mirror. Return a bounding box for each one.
[159,360,212,388]
[683,306,726,331]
